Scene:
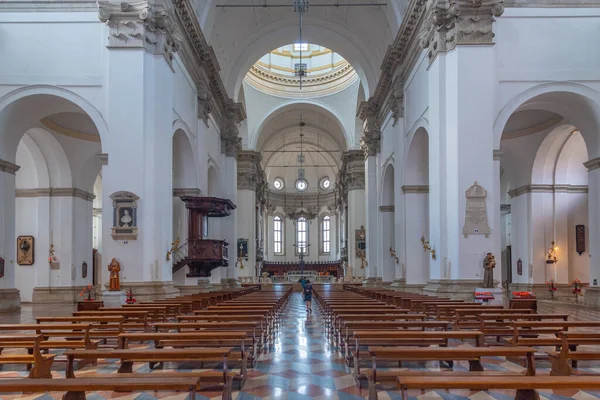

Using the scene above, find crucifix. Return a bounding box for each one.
[292,243,311,274]
[216,0,387,89]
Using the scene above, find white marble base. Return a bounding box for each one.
[102,291,126,307]
[0,288,21,312]
[475,287,505,306]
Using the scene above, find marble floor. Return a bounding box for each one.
[2,298,600,399]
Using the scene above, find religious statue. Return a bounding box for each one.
[482,252,496,288]
[120,209,132,227]
[108,258,121,291]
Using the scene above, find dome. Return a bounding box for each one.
[244,43,358,98]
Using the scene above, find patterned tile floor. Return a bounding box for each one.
[3,297,600,399]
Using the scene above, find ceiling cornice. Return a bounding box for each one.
[170,0,246,125]
[361,0,427,124]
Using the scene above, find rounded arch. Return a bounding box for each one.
[227,22,377,101]
[380,160,395,206]
[20,128,73,188]
[0,86,108,161]
[251,99,349,150]
[494,82,600,155]
[15,134,50,189]
[405,126,430,186]
[207,161,221,197]
[173,128,199,189]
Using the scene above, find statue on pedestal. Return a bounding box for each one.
[483,252,496,288]
[108,258,121,291]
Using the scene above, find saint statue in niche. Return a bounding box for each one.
[482,252,496,288]
[120,209,132,227]
[108,258,121,291]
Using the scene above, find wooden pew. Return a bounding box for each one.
[504,320,600,346]
[452,308,532,330]
[350,330,485,367]
[548,331,600,375]
[397,375,600,400]
[0,324,99,351]
[36,317,124,347]
[0,377,201,400]
[363,346,536,400]
[116,331,251,375]
[479,313,569,343]
[0,335,56,378]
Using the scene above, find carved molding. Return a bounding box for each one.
[237,150,263,190]
[508,184,588,198]
[380,205,395,212]
[584,157,600,172]
[173,188,201,197]
[419,0,505,63]
[221,111,242,158]
[16,188,95,201]
[358,102,382,158]
[0,159,21,175]
[402,185,429,194]
[337,150,366,194]
[170,0,246,129]
[97,0,180,66]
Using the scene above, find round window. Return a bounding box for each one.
[320,177,331,190]
[273,177,285,190]
[295,179,308,192]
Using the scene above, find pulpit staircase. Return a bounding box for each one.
[171,241,189,274]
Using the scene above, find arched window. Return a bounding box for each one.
[322,215,331,254]
[296,217,308,255]
[273,216,283,255]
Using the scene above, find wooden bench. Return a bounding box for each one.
[117,331,251,373]
[349,330,485,366]
[547,331,600,375]
[478,313,569,343]
[362,346,536,400]
[397,375,600,400]
[0,324,100,351]
[504,320,600,346]
[0,377,202,400]
[0,335,56,378]
[452,308,532,330]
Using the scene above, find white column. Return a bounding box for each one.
[585,159,600,286]
[348,188,366,277]
[404,187,429,285]
[236,189,256,277]
[221,154,238,279]
[492,153,503,284]
[0,161,21,309]
[365,155,379,277]
[99,3,176,293]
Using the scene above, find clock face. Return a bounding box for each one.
[295,179,308,192]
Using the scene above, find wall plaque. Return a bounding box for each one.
[0,257,4,279]
[576,224,585,255]
[110,191,139,240]
[17,236,34,265]
[355,225,366,258]
[237,238,248,259]
[462,182,491,238]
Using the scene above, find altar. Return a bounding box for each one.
[262,260,343,283]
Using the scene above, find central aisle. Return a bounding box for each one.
[236,292,365,399]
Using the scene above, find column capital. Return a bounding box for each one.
[419,0,505,63]
[197,79,212,124]
[584,157,600,172]
[237,150,263,190]
[220,110,242,158]
[387,78,404,123]
[339,150,366,191]
[0,159,20,175]
[358,102,381,158]
[97,0,180,65]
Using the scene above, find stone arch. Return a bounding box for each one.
[207,162,221,197]
[494,82,600,155]
[0,86,108,161]
[225,22,376,101]
[380,163,395,282]
[251,100,349,151]
[173,128,199,189]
